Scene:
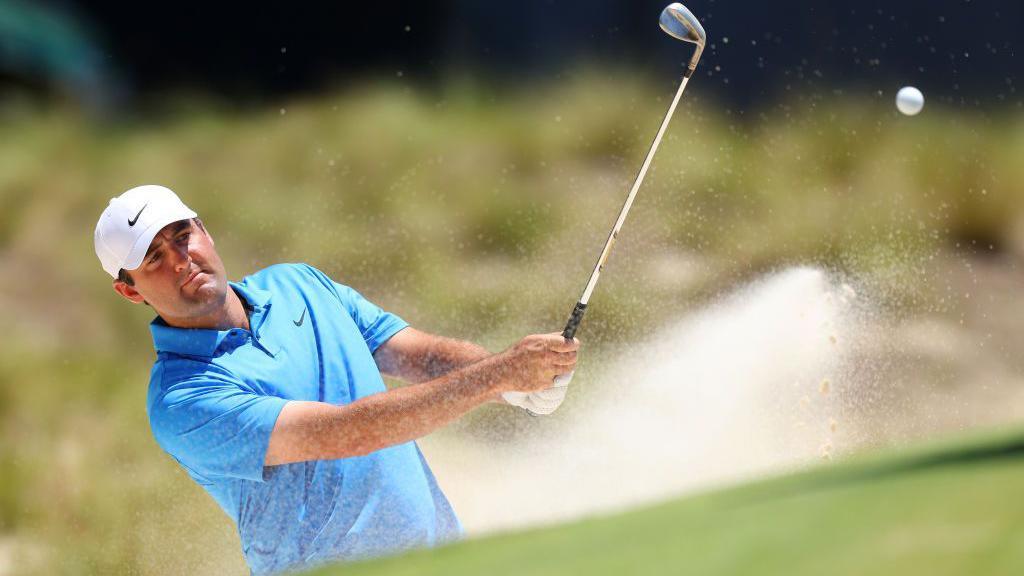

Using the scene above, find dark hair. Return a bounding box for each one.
[115,218,205,287]
[118,268,134,286]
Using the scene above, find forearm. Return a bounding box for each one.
[401,334,491,383]
[345,358,498,451]
[266,353,508,465]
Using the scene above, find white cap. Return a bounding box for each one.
[94,185,198,278]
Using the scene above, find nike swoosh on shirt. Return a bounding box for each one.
[128,204,148,226]
[294,308,306,327]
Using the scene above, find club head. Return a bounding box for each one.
[659,3,706,72]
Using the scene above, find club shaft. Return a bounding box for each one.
[583,73,690,305]
[560,72,693,339]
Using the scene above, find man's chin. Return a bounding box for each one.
[185,275,227,306]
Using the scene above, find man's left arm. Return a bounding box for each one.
[373,327,491,384]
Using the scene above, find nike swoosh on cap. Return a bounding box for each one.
[128,204,148,226]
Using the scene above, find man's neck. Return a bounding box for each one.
[159,286,251,331]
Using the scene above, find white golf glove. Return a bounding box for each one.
[502,371,574,416]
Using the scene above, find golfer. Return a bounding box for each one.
[93,185,579,575]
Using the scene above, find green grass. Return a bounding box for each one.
[311,428,1024,576]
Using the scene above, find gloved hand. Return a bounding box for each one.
[502,371,574,416]
[496,333,578,416]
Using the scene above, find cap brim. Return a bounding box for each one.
[121,208,198,272]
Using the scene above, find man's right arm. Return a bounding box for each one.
[264,333,579,466]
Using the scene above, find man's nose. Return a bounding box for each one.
[170,243,191,271]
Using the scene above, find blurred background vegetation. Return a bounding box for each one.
[1,71,1022,574]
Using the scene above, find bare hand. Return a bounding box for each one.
[496,333,579,394]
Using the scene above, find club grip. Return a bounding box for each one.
[561,301,588,340]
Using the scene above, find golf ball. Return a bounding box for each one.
[896,86,925,116]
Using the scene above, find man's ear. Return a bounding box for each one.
[113,279,147,304]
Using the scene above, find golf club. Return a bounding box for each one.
[561,2,706,341]
[509,3,707,415]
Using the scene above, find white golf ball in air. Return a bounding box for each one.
[896,86,924,116]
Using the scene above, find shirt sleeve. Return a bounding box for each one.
[298,264,409,353]
[149,367,288,482]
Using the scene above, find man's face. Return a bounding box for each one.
[113,219,230,322]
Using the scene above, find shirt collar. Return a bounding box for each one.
[149,281,274,357]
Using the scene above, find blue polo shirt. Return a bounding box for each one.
[146,263,461,575]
